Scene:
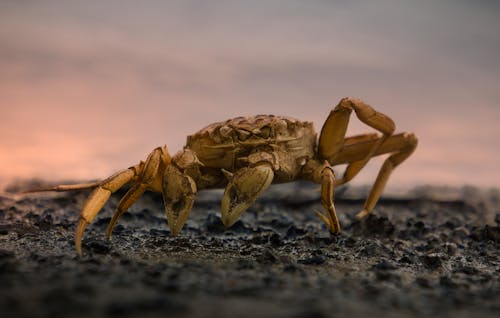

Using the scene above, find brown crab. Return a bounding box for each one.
[35,97,417,255]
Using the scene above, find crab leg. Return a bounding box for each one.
[315,163,341,233]
[318,97,396,174]
[75,165,141,256]
[22,181,102,193]
[329,133,379,186]
[105,146,169,240]
[329,132,417,220]
[331,133,416,165]
[347,133,418,219]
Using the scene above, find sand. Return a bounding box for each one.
[0,181,498,317]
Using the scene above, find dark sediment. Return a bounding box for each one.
[0,181,498,318]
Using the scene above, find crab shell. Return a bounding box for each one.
[184,115,317,188]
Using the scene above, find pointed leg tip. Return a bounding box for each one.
[105,225,114,241]
[355,209,369,220]
[105,232,112,241]
[221,215,236,229]
[168,219,186,237]
[75,218,89,257]
[315,210,341,234]
[329,223,341,234]
[106,212,122,241]
[76,245,83,257]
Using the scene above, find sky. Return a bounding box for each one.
[1,0,499,191]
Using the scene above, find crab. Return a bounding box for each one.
[35,97,417,255]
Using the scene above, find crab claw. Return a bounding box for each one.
[162,165,197,236]
[221,163,274,228]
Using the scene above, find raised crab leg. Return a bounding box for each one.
[316,97,396,231]
[318,97,396,171]
[331,133,379,186]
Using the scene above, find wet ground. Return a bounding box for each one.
[0,181,499,318]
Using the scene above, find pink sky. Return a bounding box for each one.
[1,1,499,190]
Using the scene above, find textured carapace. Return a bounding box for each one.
[186,115,317,187]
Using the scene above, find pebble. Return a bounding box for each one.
[204,213,225,233]
[285,225,307,239]
[258,247,279,264]
[87,240,112,254]
[421,253,445,270]
[372,260,398,271]
[298,254,326,265]
[352,214,395,237]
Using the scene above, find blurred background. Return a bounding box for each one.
[1,0,499,191]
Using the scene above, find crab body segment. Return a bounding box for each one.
[187,115,317,185]
[35,98,417,255]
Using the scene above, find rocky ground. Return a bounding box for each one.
[0,181,498,318]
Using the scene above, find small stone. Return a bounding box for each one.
[421,253,444,270]
[87,240,111,254]
[285,225,306,239]
[344,237,358,248]
[452,227,469,240]
[440,220,458,230]
[269,215,294,229]
[204,213,225,233]
[439,275,458,288]
[398,255,416,265]
[375,271,400,282]
[269,232,283,247]
[237,258,255,270]
[0,249,15,259]
[456,265,479,275]
[298,251,326,265]
[230,220,253,234]
[359,242,392,257]
[283,263,300,273]
[353,214,395,237]
[443,242,457,256]
[470,225,500,243]
[258,247,279,264]
[415,277,432,288]
[372,260,398,271]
